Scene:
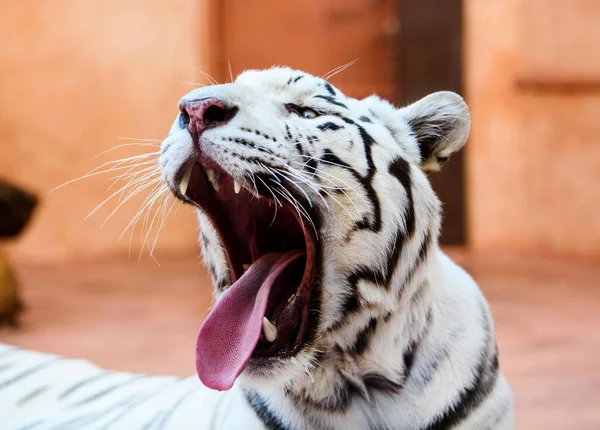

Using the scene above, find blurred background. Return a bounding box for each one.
[0,0,598,428]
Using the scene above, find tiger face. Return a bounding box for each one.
[159,67,469,392]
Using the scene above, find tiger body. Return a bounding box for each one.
[0,67,513,429]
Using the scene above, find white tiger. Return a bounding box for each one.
[0,67,513,429]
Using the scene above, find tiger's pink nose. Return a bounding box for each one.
[178,98,238,142]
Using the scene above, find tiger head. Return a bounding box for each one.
[159,67,469,392]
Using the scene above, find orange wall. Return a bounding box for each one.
[465,0,600,258]
[0,0,212,263]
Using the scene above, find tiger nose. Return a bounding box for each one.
[178,98,238,141]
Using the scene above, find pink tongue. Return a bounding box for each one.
[196,250,304,391]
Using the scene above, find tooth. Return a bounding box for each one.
[234,180,241,194]
[262,317,277,342]
[206,168,215,182]
[205,168,219,192]
[287,294,295,304]
[243,263,250,271]
[179,162,194,195]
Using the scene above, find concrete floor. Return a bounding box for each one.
[1,250,598,429]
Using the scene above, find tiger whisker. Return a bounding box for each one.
[271,182,318,239]
[85,170,161,220]
[270,167,329,211]
[281,168,361,225]
[228,59,234,84]
[135,185,169,257]
[195,69,220,86]
[266,153,362,217]
[117,137,162,142]
[255,174,282,226]
[322,59,359,81]
[50,161,158,193]
[293,155,369,205]
[176,81,209,87]
[92,143,160,159]
[261,164,316,210]
[98,177,164,227]
[150,195,177,256]
[107,165,161,194]
[289,159,367,212]
[139,187,171,260]
[120,182,166,247]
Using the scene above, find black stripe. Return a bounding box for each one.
[225,137,279,157]
[96,380,187,430]
[352,126,380,232]
[293,75,304,83]
[359,115,372,123]
[400,229,433,298]
[295,142,306,156]
[57,393,142,429]
[0,357,61,391]
[321,134,380,235]
[199,232,210,248]
[16,420,43,430]
[288,382,352,411]
[72,374,145,406]
[324,82,336,95]
[314,95,348,109]
[363,373,404,394]
[389,158,416,237]
[345,318,377,357]
[327,286,360,332]
[421,308,499,430]
[244,390,290,430]
[65,378,183,429]
[17,386,49,407]
[317,122,343,132]
[304,158,318,175]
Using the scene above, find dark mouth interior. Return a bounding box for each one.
[181,157,317,358]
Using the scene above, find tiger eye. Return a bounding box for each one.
[302,108,319,119]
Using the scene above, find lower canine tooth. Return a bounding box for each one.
[179,162,194,196]
[234,180,241,194]
[262,317,277,342]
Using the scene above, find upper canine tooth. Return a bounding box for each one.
[206,168,219,191]
[242,263,250,271]
[206,168,215,182]
[234,180,241,194]
[179,162,194,196]
[262,317,277,342]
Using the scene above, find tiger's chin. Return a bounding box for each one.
[172,152,322,390]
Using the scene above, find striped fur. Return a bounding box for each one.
[1,67,513,429]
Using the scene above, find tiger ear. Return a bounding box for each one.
[400,91,470,172]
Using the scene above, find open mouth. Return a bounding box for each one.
[175,154,318,391]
